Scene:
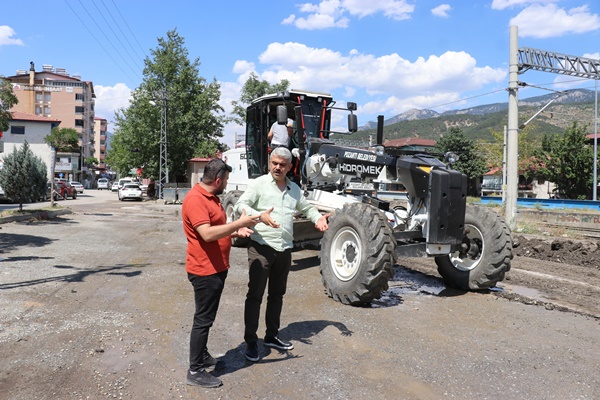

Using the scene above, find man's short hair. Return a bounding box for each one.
[202,158,232,183]
[270,146,292,163]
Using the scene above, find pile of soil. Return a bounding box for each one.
[513,234,600,269]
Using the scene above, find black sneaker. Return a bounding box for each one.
[245,342,260,362]
[203,352,226,372]
[264,336,294,351]
[186,369,222,388]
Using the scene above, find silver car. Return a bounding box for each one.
[97,178,110,190]
[70,181,84,193]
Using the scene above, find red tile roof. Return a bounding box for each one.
[10,111,61,124]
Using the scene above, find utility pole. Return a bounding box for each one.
[506,25,519,229]
[158,88,168,200]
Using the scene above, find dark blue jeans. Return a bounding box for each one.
[188,270,228,371]
[244,241,292,344]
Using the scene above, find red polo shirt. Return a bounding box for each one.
[182,184,231,276]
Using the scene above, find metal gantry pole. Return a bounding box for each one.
[158,89,168,200]
[506,25,520,229]
[594,79,598,201]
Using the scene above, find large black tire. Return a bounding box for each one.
[223,190,249,247]
[320,202,397,306]
[435,205,513,291]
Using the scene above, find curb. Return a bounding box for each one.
[0,208,73,224]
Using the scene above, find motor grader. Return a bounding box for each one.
[222,89,512,306]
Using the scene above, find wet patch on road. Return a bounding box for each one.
[372,265,446,308]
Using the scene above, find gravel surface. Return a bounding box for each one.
[1,192,599,399]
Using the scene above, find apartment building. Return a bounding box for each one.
[5,62,96,182]
[93,117,108,170]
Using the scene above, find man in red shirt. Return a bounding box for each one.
[182,158,259,388]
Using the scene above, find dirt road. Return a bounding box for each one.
[1,191,599,399]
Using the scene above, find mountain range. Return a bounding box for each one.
[355,88,597,142]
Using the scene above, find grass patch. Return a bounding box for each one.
[0,205,63,218]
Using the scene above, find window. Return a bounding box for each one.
[44,106,51,115]
[75,119,84,127]
[11,126,25,135]
[35,92,43,102]
[75,106,84,113]
[76,93,85,101]
[44,92,51,102]
[35,106,42,115]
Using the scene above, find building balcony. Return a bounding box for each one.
[100,145,106,151]
[100,135,106,141]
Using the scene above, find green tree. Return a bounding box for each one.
[230,72,290,125]
[436,127,488,195]
[0,141,47,211]
[545,122,595,199]
[0,76,19,132]
[44,127,79,206]
[84,157,99,167]
[110,29,227,182]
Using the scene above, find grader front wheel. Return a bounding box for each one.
[320,203,396,306]
[435,205,513,291]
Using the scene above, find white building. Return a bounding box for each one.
[0,111,72,180]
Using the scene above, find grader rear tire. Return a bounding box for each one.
[435,205,513,291]
[320,202,396,306]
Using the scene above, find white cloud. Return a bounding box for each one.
[232,60,255,74]
[583,52,600,60]
[431,4,451,18]
[491,0,558,11]
[286,0,415,30]
[231,42,506,126]
[0,26,24,46]
[511,4,600,38]
[94,83,133,131]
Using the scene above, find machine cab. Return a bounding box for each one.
[244,90,336,179]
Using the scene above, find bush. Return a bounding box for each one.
[0,141,48,210]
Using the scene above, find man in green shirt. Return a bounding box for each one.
[234,147,329,362]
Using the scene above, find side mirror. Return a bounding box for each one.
[348,114,358,133]
[277,105,288,124]
[445,151,459,165]
[347,102,357,111]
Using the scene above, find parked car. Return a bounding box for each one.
[118,178,134,189]
[69,181,84,193]
[54,181,77,200]
[97,178,110,190]
[118,183,143,201]
[111,182,120,192]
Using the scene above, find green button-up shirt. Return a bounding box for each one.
[234,174,322,252]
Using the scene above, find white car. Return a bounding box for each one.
[118,183,143,201]
[111,182,120,192]
[97,178,110,190]
[69,181,84,193]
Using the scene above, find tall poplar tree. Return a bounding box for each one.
[110,29,227,182]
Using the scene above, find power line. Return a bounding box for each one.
[428,88,508,110]
[100,0,147,62]
[63,0,137,84]
[91,0,145,72]
[75,0,143,82]
[110,0,148,59]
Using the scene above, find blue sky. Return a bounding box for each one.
[2,0,600,148]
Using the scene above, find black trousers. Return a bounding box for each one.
[244,241,292,344]
[188,270,228,371]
